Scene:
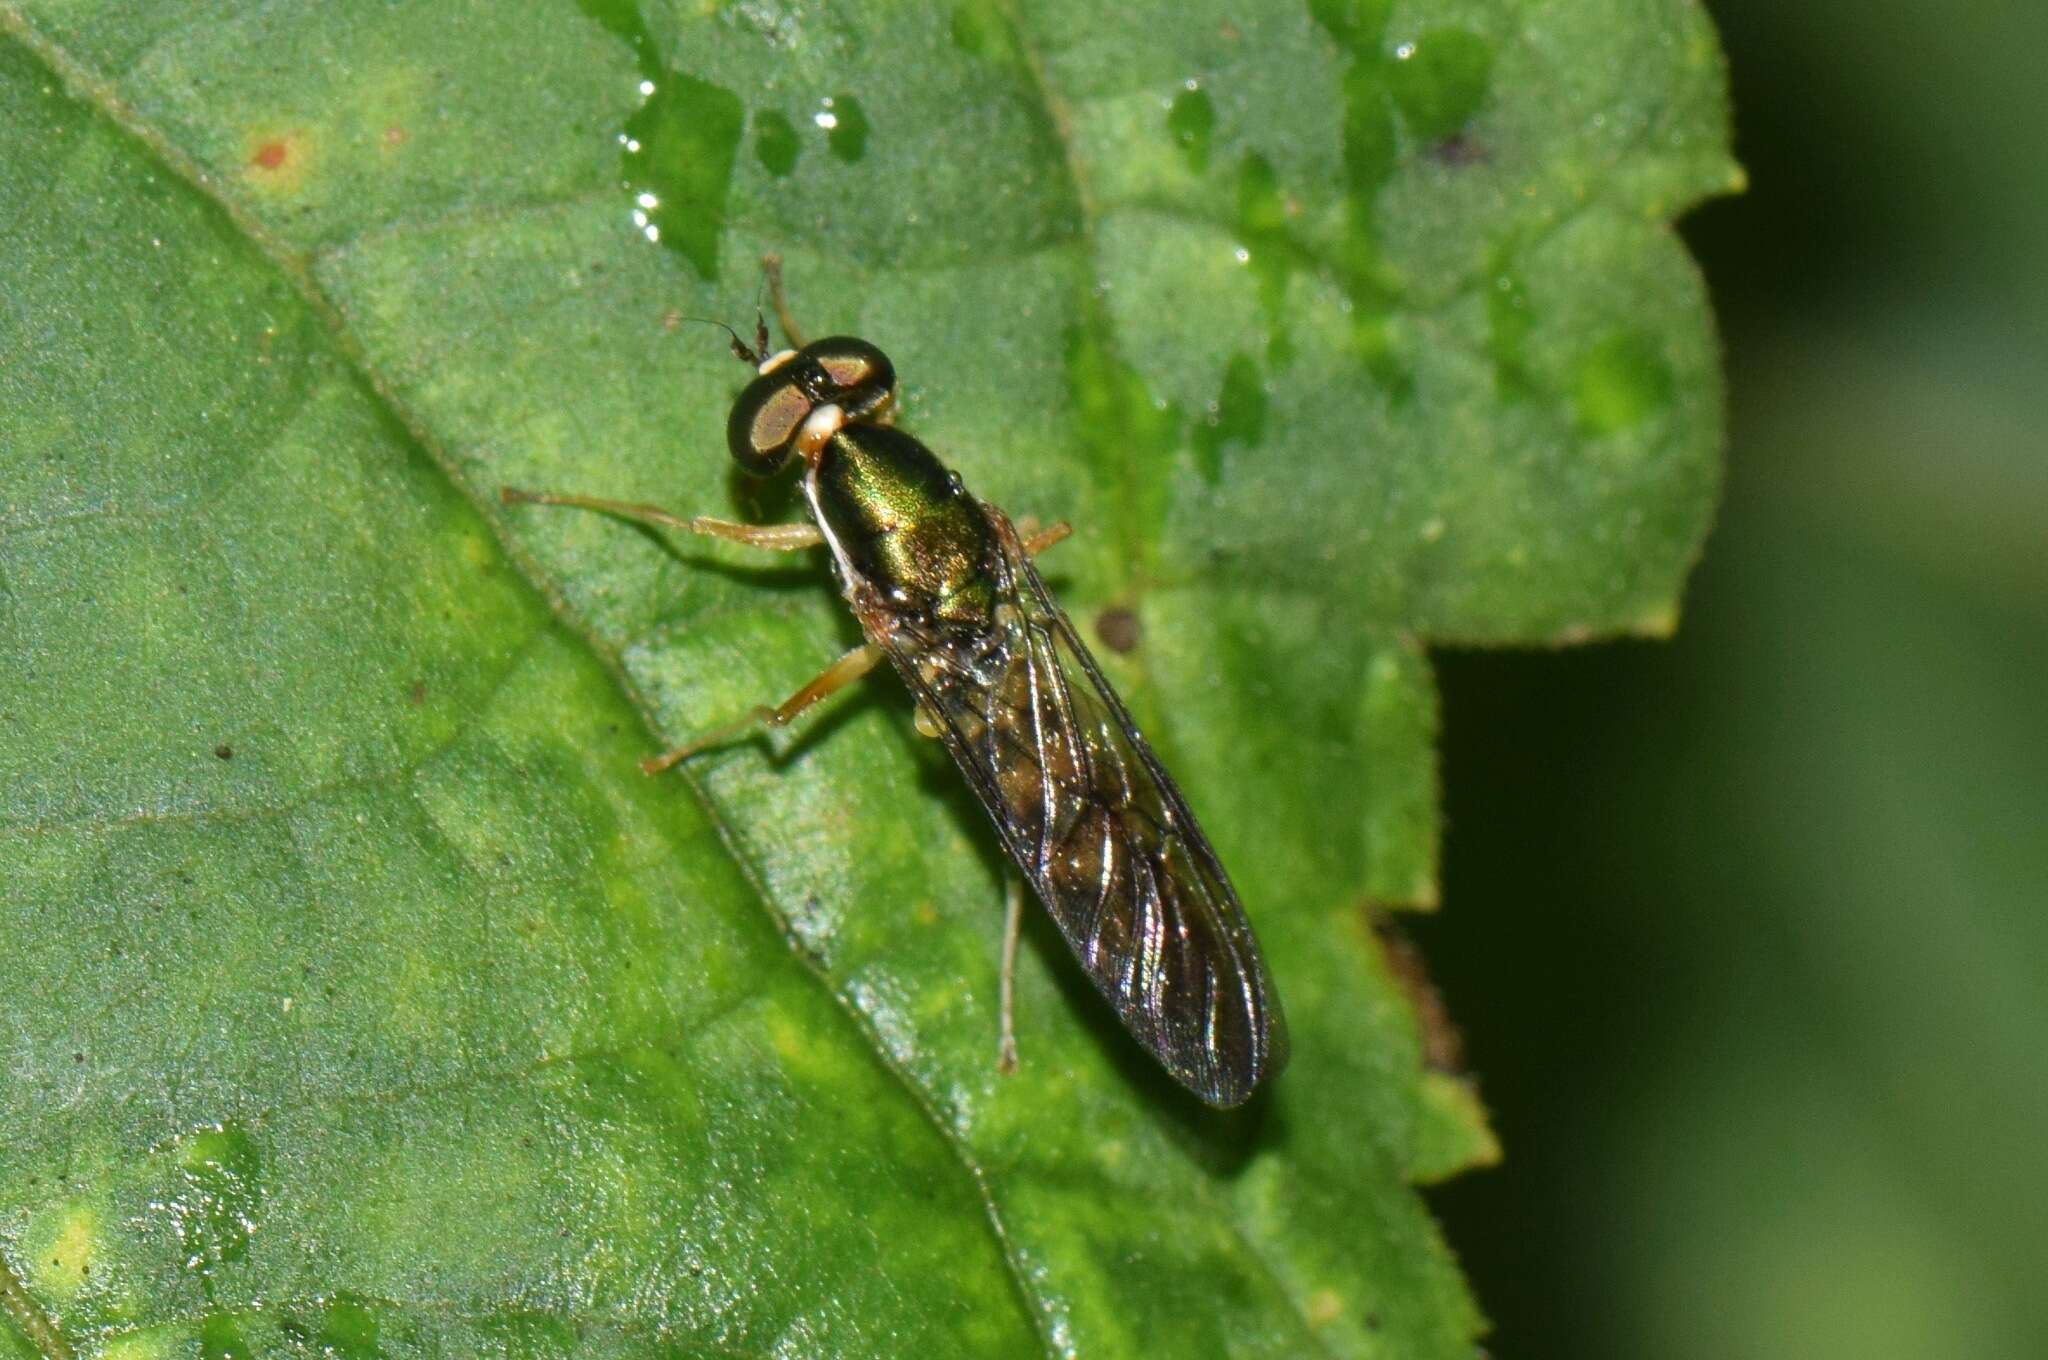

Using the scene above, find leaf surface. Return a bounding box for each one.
[0,2,1734,1355]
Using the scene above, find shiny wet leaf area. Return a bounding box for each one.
[0,2,1733,1357]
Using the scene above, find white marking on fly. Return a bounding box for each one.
[797,402,847,458]
[803,464,866,603]
[758,348,797,375]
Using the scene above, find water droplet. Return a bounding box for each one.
[1387,27,1494,142]
[1234,153,1295,364]
[1572,331,1674,435]
[1487,261,1537,398]
[950,0,1015,62]
[577,0,647,48]
[754,108,800,177]
[580,0,743,279]
[1350,310,1411,401]
[155,1124,265,1277]
[1065,310,1178,572]
[1192,352,1268,483]
[1166,85,1215,174]
[1340,64,1397,199]
[315,1294,383,1360]
[824,93,870,162]
[200,1311,253,1360]
[621,72,744,277]
[1309,7,1404,337]
[1306,0,1393,52]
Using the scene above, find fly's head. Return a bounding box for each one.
[726,335,897,477]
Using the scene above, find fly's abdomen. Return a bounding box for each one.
[810,424,996,622]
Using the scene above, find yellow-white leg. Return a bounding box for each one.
[1019,519,1072,556]
[998,876,1024,1075]
[640,643,884,776]
[761,253,808,349]
[500,486,823,551]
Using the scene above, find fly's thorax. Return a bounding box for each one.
[808,424,996,623]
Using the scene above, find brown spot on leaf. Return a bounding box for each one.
[1093,605,1141,654]
[409,679,426,706]
[382,124,407,148]
[1432,133,1490,166]
[1371,916,1466,1073]
[243,130,313,192]
[214,743,234,760]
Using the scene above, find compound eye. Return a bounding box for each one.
[800,337,896,418]
[727,371,812,476]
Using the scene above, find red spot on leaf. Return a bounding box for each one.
[251,140,289,171]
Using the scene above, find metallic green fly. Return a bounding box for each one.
[502,263,1286,1108]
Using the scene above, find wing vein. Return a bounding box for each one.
[866,506,1286,1106]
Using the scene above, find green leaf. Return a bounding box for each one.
[0,1,1733,1356]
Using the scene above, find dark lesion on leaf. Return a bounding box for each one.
[1430,133,1490,167]
[1093,604,1141,654]
[1369,913,1466,1074]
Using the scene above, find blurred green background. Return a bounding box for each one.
[1420,3,2048,1357]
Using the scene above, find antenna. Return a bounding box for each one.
[671,315,759,367]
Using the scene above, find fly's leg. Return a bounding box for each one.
[641,643,883,775]
[503,484,866,773]
[761,253,807,349]
[998,875,1024,1075]
[1018,518,1073,556]
[500,486,823,551]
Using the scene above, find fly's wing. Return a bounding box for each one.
[879,510,1287,1107]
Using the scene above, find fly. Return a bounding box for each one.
[502,260,1287,1108]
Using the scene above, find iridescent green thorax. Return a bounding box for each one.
[809,424,996,623]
